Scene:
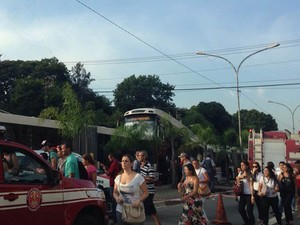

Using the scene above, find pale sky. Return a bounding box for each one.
[1,0,300,132]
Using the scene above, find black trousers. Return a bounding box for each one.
[281,192,294,223]
[143,194,157,215]
[261,196,282,225]
[238,194,255,225]
[254,191,263,221]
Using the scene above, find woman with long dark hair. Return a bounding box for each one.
[278,163,295,225]
[82,153,97,186]
[236,160,255,225]
[178,163,207,225]
[251,162,263,223]
[113,154,149,225]
[259,166,282,225]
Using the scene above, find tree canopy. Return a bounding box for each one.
[233,109,278,131]
[0,58,113,125]
[39,83,95,139]
[196,101,232,134]
[113,75,175,112]
[0,58,69,114]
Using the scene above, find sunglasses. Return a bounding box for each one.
[253,166,258,168]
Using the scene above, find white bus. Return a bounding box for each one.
[124,108,197,141]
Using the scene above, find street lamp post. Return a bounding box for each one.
[196,43,280,151]
[268,100,300,134]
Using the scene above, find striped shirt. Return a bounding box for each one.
[140,161,155,194]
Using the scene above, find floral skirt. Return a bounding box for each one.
[178,196,208,225]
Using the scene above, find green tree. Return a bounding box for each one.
[113,75,175,112]
[69,62,94,102]
[68,62,113,123]
[106,122,161,163]
[0,58,69,114]
[39,83,95,139]
[159,117,192,187]
[233,109,278,132]
[107,125,147,152]
[181,107,211,127]
[222,128,238,148]
[197,125,218,152]
[196,102,232,134]
[11,77,44,116]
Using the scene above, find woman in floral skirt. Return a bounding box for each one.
[177,163,207,225]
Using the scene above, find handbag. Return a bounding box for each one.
[122,203,146,224]
[198,183,211,197]
[233,180,244,196]
[118,174,145,224]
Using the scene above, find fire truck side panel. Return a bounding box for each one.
[248,130,300,168]
[286,139,300,165]
[0,183,65,225]
[263,141,286,166]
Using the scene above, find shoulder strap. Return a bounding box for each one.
[118,174,122,193]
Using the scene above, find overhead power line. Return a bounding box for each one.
[94,82,300,93]
[175,82,300,91]
[89,59,300,83]
[74,0,226,87]
[63,45,300,66]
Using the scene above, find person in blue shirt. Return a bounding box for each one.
[61,143,79,179]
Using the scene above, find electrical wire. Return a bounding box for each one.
[89,59,300,82]
[93,82,300,93]
[74,0,222,87]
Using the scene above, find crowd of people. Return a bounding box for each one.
[38,142,215,225]
[37,141,300,225]
[39,141,163,225]
[236,159,300,225]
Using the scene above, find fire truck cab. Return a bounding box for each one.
[248,129,300,167]
[0,138,107,225]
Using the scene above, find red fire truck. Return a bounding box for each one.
[0,138,108,225]
[248,129,300,167]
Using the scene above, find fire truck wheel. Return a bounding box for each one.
[74,213,99,225]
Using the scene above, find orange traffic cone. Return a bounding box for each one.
[212,194,231,225]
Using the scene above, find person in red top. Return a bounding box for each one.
[100,153,120,188]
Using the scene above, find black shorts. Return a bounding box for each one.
[143,194,157,215]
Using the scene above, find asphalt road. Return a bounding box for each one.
[145,194,298,225]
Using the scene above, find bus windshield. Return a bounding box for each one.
[124,115,156,137]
